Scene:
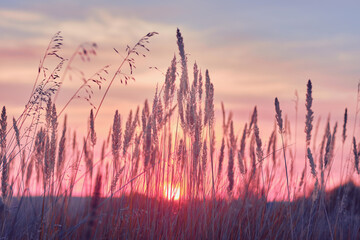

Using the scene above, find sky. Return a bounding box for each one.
[1,1,360,191]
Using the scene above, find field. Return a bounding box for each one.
[0,29,360,239]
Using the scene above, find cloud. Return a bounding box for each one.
[0,6,359,137]
[0,8,44,22]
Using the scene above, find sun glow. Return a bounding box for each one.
[164,183,180,201]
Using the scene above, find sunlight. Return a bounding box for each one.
[164,183,180,201]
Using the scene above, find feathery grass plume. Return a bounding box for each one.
[177,89,185,129]
[275,98,284,133]
[228,120,236,150]
[100,141,105,163]
[198,70,203,101]
[248,106,258,136]
[320,121,330,162]
[133,106,140,132]
[164,55,177,109]
[324,132,332,168]
[167,131,172,162]
[272,130,278,168]
[84,138,93,179]
[112,110,122,172]
[177,139,184,169]
[254,123,263,164]
[151,88,159,145]
[227,120,236,195]
[123,109,135,156]
[27,32,63,102]
[204,70,215,128]
[226,112,233,132]
[8,152,15,174]
[267,129,275,156]
[210,128,215,167]
[111,116,122,156]
[197,100,203,127]
[1,155,8,199]
[193,62,198,88]
[342,108,347,143]
[0,106,7,153]
[221,102,226,134]
[192,119,202,188]
[353,137,360,174]
[274,98,291,181]
[176,139,187,171]
[329,122,337,162]
[227,146,234,195]
[72,131,77,150]
[49,104,58,179]
[301,80,314,195]
[177,28,189,95]
[312,116,321,154]
[181,141,187,171]
[249,134,256,177]
[89,109,96,146]
[305,79,314,147]
[187,83,197,134]
[318,122,329,188]
[186,103,191,133]
[85,172,102,240]
[340,109,348,183]
[274,97,293,240]
[307,148,317,179]
[150,145,157,168]
[239,124,247,174]
[202,140,207,182]
[156,99,163,127]
[142,100,149,133]
[307,148,319,204]
[57,115,67,179]
[144,118,152,169]
[214,138,223,181]
[238,150,246,175]
[26,38,64,128]
[46,98,52,129]
[12,117,20,149]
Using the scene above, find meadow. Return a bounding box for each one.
[0,29,359,239]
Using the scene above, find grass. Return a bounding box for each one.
[0,29,360,239]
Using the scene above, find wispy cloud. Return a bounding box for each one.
[0,5,359,139]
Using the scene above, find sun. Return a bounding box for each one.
[164,183,180,201]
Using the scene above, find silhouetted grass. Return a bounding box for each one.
[0,29,359,239]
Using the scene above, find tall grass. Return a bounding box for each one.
[0,29,359,239]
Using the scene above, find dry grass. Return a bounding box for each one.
[0,29,359,239]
